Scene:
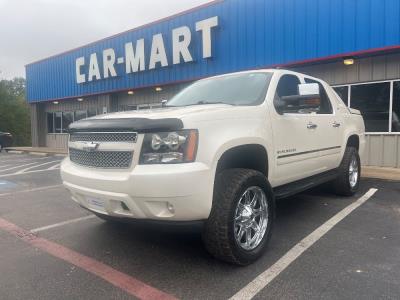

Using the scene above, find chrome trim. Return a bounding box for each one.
[69,131,138,143]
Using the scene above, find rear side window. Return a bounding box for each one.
[304,78,333,114]
[276,74,300,98]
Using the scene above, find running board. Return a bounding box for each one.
[273,169,339,200]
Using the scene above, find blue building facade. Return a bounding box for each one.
[27,0,400,167]
[26,0,400,102]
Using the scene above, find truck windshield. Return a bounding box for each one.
[166,72,273,107]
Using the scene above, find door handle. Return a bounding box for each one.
[333,122,341,128]
[307,123,318,129]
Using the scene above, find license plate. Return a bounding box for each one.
[87,196,106,211]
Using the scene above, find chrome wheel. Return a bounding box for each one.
[349,155,359,188]
[234,186,269,251]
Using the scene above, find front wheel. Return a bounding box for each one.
[202,169,274,265]
[332,146,361,196]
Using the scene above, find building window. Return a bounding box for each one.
[54,112,62,133]
[47,109,98,134]
[350,82,390,132]
[88,108,97,117]
[392,81,400,132]
[119,105,137,111]
[74,110,87,121]
[333,86,349,106]
[47,113,54,133]
[62,112,74,132]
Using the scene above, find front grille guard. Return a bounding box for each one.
[69,132,137,143]
[68,131,137,169]
[69,148,133,169]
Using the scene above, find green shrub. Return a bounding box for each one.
[0,78,31,146]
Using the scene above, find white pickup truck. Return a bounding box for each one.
[61,69,365,265]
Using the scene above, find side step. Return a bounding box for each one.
[273,169,339,200]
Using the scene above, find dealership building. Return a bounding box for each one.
[26,0,400,167]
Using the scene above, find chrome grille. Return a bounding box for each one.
[69,148,133,169]
[69,132,137,143]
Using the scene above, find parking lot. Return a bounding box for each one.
[0,152,399,299]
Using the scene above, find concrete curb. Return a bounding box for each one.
[362,166,400,181]
[5,148,67,157]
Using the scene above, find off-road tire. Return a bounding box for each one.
[202,168,274,265]
[332,146,360,196]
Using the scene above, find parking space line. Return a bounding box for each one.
[0,184,63,197]
[0,162,39,172]
[47,163,61,170]
[0,217,178,300]
[0,168,61,178]
[15,160,61,174]
[30,215,96,233]
[230,188,378,300]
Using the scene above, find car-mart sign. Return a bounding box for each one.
[75,16,218,84]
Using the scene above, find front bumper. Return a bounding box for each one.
[61,158,214,221]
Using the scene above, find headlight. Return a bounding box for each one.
[140,130,198,164]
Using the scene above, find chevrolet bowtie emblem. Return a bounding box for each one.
[82,142,100,152]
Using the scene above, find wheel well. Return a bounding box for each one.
[216,144,268,177]
[346,135,359,150]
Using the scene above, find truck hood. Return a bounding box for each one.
[69,104,258,132]
[92,104,237,120]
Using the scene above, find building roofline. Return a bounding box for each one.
[25,0,223,67]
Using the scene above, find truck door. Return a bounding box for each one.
[269,74,322,186]
[303,78,344,170]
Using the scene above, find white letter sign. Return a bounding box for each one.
[172,26,193,64]
[149,33,169,70]
[125,39,146,73]
[88,53,101,81]
[196,16,219,58]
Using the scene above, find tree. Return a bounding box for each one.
[0,78,31,146]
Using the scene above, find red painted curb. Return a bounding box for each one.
[0,217,178,300]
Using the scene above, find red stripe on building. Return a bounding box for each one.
[0,217,177,300]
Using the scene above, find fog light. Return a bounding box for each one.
[121,202,130,211]
[167,202,175,213]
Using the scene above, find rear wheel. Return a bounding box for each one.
[332,146,360,196]
[202,169,274,265]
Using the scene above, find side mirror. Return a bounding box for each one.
[298,83,319,96]
[275,83,321,114]
[161,99,168,107]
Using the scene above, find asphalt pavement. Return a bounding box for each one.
[0,152,399,299]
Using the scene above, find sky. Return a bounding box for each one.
[0,0,211,79]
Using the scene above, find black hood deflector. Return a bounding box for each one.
[68,118,184,133]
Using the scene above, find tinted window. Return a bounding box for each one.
[54,112,62,133]
[350,82,390,132]
[392,81,400,132]
[167,72,272,107]
[47,113,54,133]
[276,74,300,97]
[333,86,349,106]
[304,78,333,114]
[62,112,74,132]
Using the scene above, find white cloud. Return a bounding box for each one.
[0,0,210,79]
